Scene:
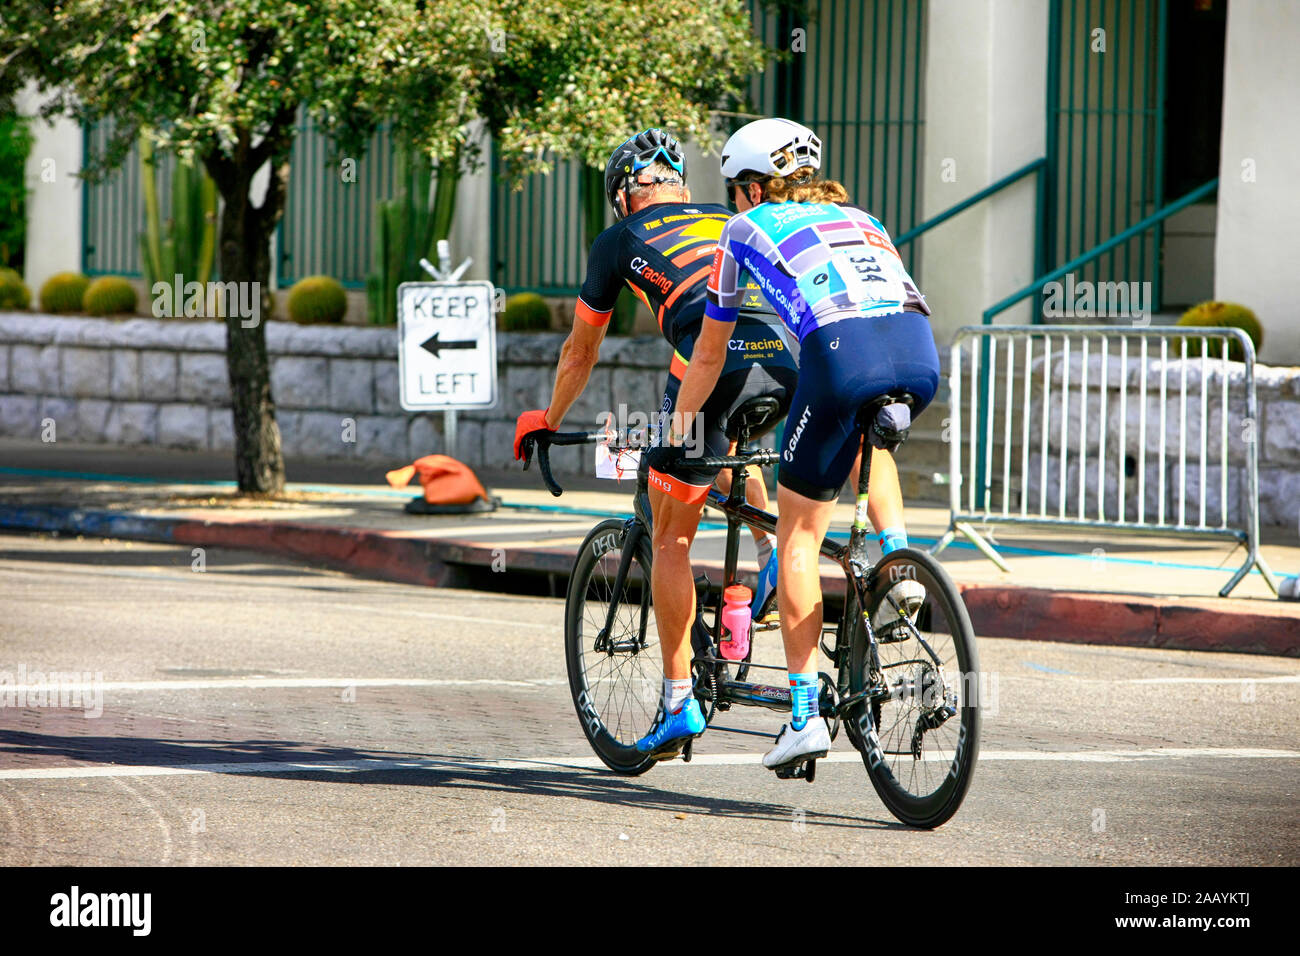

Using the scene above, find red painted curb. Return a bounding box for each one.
[957,583,1300,656]
[12,505,1297,657]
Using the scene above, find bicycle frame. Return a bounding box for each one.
[534,393,946,732]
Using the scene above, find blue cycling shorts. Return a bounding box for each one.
[777,311,940,501]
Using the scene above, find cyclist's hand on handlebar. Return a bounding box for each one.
[513,408,555,461]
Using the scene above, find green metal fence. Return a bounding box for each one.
[489,152,590,296]
[490,0,928,295]
[81,122,175,277]
[276,112,395,289]
[83,113,394,289]
[786,0,927,247]
[1046,0,1169,308]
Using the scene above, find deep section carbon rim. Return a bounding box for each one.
[564,519,659,773]
[846,548,981,828]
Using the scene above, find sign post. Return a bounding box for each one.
[398,243,497,457]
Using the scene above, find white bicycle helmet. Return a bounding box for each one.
[719,118,822,185]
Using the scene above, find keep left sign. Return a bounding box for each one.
[397,280,498,410]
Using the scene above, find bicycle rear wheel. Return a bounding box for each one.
[564,518,659,774]
[843,548,981,828]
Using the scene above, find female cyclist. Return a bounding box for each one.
[661,118,941,772]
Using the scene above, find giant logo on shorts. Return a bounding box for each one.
[783,405,812,463]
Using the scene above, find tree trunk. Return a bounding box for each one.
[211,159,287,494]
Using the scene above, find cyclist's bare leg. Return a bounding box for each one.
[847,442,905,533]
[774,484,838,675]
[648,486,705,681]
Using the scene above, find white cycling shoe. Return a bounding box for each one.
[872,579,926,633]
[763,717,832,769]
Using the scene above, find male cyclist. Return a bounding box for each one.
[662,118,940,772]
[513,129,798,757]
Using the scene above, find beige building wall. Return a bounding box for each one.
[920,0,1048,345]
[1215,0,1300,366]
[18,83,83,297]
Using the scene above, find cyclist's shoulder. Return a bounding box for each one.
[626,201,730,231]
[834,202,890,231]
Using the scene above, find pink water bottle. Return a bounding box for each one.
[720,584,753,661]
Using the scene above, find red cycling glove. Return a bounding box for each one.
[513,408,555,460]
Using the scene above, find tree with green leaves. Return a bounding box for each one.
[2,0,765,492]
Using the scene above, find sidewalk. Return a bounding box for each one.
[2,439,1297,655]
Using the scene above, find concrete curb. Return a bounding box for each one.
[3,503,1296,656]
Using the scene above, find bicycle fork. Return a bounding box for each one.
[593,518,650,655]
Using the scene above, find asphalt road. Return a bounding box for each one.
[0,531,1296,866]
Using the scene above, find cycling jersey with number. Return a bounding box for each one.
[578,202,776,350]
[704,202,929,340]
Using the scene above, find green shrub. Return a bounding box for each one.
[1177,301,1263,363]
[38,271,90,313]
[83,275,138,315]
[501,292,552,332]
[0,267,30,309]
[288,275,348,324]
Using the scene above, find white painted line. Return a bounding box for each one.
[1123,675,1300,685]
[0,677,565,694]
[1,747,1296,781]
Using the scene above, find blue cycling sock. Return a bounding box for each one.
[878,526,908,556]
[789,672,818,731]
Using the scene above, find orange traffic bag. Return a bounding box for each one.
[385,455,499,514]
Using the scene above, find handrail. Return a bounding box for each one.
[980,176,1219,324]
[970,175,1220,509]
[893,157,1046,250]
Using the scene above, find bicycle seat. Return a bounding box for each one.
[724,396,784,442]
[856,393,914,450]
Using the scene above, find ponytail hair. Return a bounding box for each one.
[763,165,850,204]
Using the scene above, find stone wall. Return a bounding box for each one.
[0,313,673,475]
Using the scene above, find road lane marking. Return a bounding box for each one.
[1123,675,1300,684]
[0,677,565,694]
[2,747,1297,780]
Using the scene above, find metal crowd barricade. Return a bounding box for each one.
[929,325,1280,598]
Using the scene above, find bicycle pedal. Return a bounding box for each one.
[682,738,693,762]
[771,753,825,782]
[648,739,688,762]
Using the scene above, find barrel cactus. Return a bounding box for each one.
[501,292,552,332]
[38,271,91,313]
[0,267,30,309]
[83,276,138,315]
[1177,301,1263,363]
[288,275,348,324]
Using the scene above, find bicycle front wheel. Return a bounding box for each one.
[564,518,660,774]
[844,548,981,828]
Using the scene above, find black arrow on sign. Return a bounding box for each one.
[419,332,477,360]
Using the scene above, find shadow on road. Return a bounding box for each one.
[0,730,906,831]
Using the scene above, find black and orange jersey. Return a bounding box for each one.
[576,202,774,350]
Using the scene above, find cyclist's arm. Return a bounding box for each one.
[545,310,608,427]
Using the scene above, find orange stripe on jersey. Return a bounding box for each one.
[663,264,714,311]
[576,299,612,327]
[669,350,689,379]
[625,280,654,313]
[671,244,717,268]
